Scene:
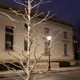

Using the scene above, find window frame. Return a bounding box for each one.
[45,42,50,55]
[64,44,68,56]
[44,28,49,35]
[63,31,67,39]
[24,39,27,51]
[5,26,13,50]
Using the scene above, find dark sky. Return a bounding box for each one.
[0,0,80,26]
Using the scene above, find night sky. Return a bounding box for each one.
[0,0,80,26]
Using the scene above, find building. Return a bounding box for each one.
[0,2,74,64]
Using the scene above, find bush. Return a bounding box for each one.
[59,61,70,67]
[0,62,22,71]
[0,64,7,71]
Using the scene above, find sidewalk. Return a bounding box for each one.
[0,67,80,78]
[50,67,80,72]
[34,67,80,73]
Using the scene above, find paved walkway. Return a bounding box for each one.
[34,67,80,73]
[0,67,80,78]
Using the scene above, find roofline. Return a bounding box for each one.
[0,2,74,27]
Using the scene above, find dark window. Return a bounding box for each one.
[5,26,13,50]
[24,40,27,51]
[45,42,50,55]
[64,44,67,56]
[24,24,28,29]
[64,31,67,39]
[44,28,49,35]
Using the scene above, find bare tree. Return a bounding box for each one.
[0,0,63,80]
[73,21,80,63]
[76,21,80,39]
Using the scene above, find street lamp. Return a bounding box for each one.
[47,36,52,41]
[47,36,52,71]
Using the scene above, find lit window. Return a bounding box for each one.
[74,41,75,43]
[78,50,80,52]
[76,41,78,43]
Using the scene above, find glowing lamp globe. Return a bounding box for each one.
[47,36,52,40]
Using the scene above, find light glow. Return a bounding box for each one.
[47,36,52,40]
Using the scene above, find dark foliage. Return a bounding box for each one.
[59,61,70,67]
[0,62,22,71]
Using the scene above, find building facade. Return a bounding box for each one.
[0,3,74,63]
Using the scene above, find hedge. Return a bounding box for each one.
[0,62,22,71]
[59,61,70,67]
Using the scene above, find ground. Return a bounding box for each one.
[1,70,80,80]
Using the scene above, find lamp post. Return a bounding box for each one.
[47,36,52,71]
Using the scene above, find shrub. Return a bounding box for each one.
[0,64,7,71]
[0,62,22,71]
[59,61,70,67]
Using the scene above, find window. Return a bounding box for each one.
[24,40,27,51]
[64,44,67,56]
[5,26,13,50]
[45,42,50,55]
[44,28,49,35]
[63,31,67,39]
